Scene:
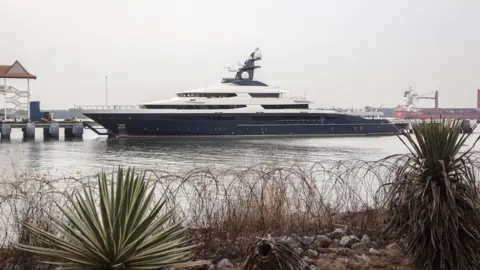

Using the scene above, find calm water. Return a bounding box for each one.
[1,129,479,178]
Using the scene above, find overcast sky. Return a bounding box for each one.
[0,0,479,109]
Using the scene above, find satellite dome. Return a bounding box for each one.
[241,72,249,79]
[254,50,262,59]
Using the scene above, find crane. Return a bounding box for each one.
[403,86,438,109]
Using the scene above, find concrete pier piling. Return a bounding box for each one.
[1,123,11,139]
[23,122,35,139]
[64,123,83,138]
[64,127,73,138]
[0,121,94,140]
[43,123,60,139]
[73,122,84,138]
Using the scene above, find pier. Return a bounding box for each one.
[0,121,88,139]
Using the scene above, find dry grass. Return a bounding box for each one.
[0,155,480,268]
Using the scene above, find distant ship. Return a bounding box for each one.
[392,86,480,120]
[77,48,398,138]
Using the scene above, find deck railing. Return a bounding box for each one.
[74,105,138,110]
[288,96,307,100]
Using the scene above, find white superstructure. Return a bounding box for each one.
[137,83,317,112]
[77,48,339,115]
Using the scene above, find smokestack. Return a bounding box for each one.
[477,89,480,109]
[435,91,439,109]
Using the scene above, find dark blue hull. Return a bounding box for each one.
[83,112,399,138]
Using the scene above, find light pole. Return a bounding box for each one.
[105,76,108,107]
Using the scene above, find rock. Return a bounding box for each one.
[361,234,371,246]
[291,233,301,241]
[312,235,332,248]
[328,228,346,239]
[279,235,301,248]
[301,235,314,245]
[340,235,360,247]
[386,243,398,250]
[332,247,357,257]
[370,241,380,249]
[309,265,319,270]
[331,239,340,248]
[301,263,311,270]
[295,247,304,256]
[369,247,381,255]
[355,253,371,262]
[216,258,234,270]
[351,242,368,252]
[306,249,318,258]
[318,252,338,260]
[208,265,216,270]
[301,256,316,266]
[346,254,371,269]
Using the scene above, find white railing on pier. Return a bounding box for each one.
[74,105,138,110]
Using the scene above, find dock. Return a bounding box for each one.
[0,121,106,139]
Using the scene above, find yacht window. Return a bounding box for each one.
[170,115,236,120]
[142,104,247,109]
[261,104,309,109]
[177,93,237,98]
[253,114,326,121]
[249,93,280,98]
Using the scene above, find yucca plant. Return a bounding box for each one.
[242,234,302,270]
[17,167,208,269]
[383,119,480,270]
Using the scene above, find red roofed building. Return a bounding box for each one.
[0,61,36,120]
[0,60,36,79]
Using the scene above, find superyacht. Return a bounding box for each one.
[77,48,398,138]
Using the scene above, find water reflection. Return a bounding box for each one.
[7,129,480,179]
